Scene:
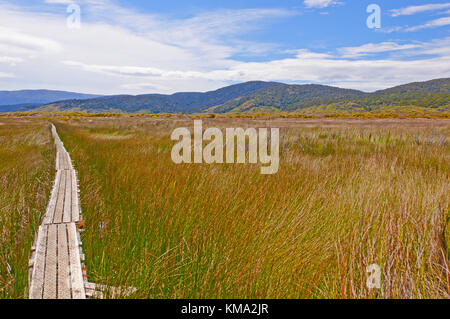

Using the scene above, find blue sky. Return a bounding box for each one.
[0,0,449,94]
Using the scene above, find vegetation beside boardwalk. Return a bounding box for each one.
[55,117,449,298]
[0,120,54,298]
[0,116,448,299]
[2,107,450,120]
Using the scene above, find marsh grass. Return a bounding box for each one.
[54,118,450,298]
[0,120,54,298]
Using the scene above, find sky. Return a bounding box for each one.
[0,0,449,94]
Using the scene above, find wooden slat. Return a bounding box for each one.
[57,224,71,299]
[64,150,70,170]
[67,152,72,169]
[59,149,64,169]
[57,149,61,170]
[43,225,57,299]
[55,150,60,171]
[71,169,80,222]
[68,223,86,299]
[54,170,66,224]
[58,147,63,170]
[43,170,61,225]
[62,151,67,170]
[29,225,48,299]
[61,150,66,169]
[63,170,72,223]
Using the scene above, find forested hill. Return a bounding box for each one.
[39,81,283,113]
[207,84,365,113]
[208,78,450,113]
[35,78,450,114]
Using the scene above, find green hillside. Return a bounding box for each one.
[209,78,450,113]
[39,81,282,114]
[35,78,450,114]
[207,84,365,113]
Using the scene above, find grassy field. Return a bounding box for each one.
[0,119,54,298]
[50,117,449,299]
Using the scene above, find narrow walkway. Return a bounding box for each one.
[29,124,86,299]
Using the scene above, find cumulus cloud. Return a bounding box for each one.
[0,0,449,94]
[0,1,291,93]
[62,39,450,92]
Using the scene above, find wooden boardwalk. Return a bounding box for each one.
[29,125,86,299]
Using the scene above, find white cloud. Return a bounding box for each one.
[406,16,450,31]
[304,0,341,8]
[391,3,450,17]
[0,1,291,93]
[0,26,62,55]
[338,42,422,58]
[0,0,448,95]
[0,56,23,65]
[0,72,14,78]
[44,0,74,4]
[62,39,450,92]
[376,26,403,34]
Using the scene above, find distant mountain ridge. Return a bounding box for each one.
[0,90,101,112]
[4,78,450,114]
[38,81,282,114]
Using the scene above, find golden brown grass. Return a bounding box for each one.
[0,119,54,298]
[3,109,450,120]
[52,117,449,299]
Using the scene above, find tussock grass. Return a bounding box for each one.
[0,119,54,298]
[55,118,449,298]
[3,109,450,120]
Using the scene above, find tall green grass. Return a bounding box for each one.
[56,118,449,298]
[0,120,54,298]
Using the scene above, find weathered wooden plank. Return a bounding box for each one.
[68,223,86,299]
[62,150,67,169]
[71,169,80,222]
[43,170,61,225]
[67,152,72,169]
[55,150,60,171]
[57,224,71,299]
[62,149,66,170]
[63,170,72,223]
[84,282,137,299]
[57,149,61,170]
[65,153,70,169]
[57,146,66,170]
[57,147,63,170]
[29,225,48,299]
[65,150,70,169]
[54,170,66,224]
[43,225,57,299]
[59,149,64,169]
